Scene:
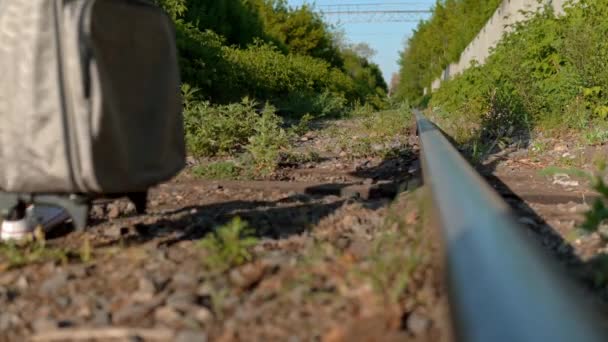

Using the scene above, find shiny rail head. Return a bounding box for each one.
[413,109,608,342]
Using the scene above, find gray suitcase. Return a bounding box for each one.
[0,0,185,229]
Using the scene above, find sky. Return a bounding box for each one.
[287,0,436,84]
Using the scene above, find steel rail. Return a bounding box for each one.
[415,110,608,342]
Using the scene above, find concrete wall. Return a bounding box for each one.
[430,0,570,91]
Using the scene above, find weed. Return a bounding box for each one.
[184,98,259,157]
[353,192,428,303]
[0,229,71,271]
[80,235,93,264]
[288,113,314,137]
[198,218,259,273]
[425,1,608,145]
[193,161,242,180]
[246,105,289,175]
[530,140,549,155]
[331,109,412,159]
[584,128,608,145]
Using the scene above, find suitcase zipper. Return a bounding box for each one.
[78,0,95,98]
[53,0,81,191]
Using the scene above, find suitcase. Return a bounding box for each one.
[0,0,185,230]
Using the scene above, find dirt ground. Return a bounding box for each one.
[480,136,608,309]
[0,115,452,342]
[5,112,608,341]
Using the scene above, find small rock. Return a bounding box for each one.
[76,304,92,319]
[554,145,568,152]
[598,224,608,241]
[125,202,137,215]
[342,215,360,227]
[0,273,17,286]
[166,292,197,311]
[197,283,214,297]
[176,330,208,342]
[70,265,90,278]
[15,275,28,290]
[349,239,370,259]
[92,310,111,326]
[300,136,309,142]
[229,263,265,289]
[363,178,374,185]
[569,203,590,213]
[107,204,121,219]
[193,307,214,325]
[113,303,153,324]
[139,276,158,293]
[406,311,431,336]
[172,273,198,290]
[32,318,58,332]
[90,205,105,218]
[132,290,155,303]
[105,225,128,239]
[0,313,21,330]
[372,144,384,152]
[154,306,182,325]
[55,296,71,308]
[40,272,68,296]
[339,151,348,158]
[552,174,579,187]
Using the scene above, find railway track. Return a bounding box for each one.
[415,109,608,341]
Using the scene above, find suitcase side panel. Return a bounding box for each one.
[0,0,74,193]
[84,0,185,193]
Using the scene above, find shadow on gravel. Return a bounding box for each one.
[116,197,349,246]
[351,147,418,183]
[89,147,420,251]
[481,168,608,307]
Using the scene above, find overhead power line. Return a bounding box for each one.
[317,3,432,23]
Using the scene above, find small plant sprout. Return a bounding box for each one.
[198,217,259,273]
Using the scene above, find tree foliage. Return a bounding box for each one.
[155,0,387,114]
[394,0,502,102]
[429,0,608,143]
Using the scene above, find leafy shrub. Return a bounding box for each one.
[184,98,259,157]
[198,218,258,273]
[395,0,502,101]
[428,0,608,144]
[246,105,289,175]
[157,0,388,114]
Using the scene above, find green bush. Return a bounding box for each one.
[184,98,259,157]
[428,0,608,143]
[246,105,289,175]
[157,0,387,114]
[395,0,502,101]
[185,98,294,176]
